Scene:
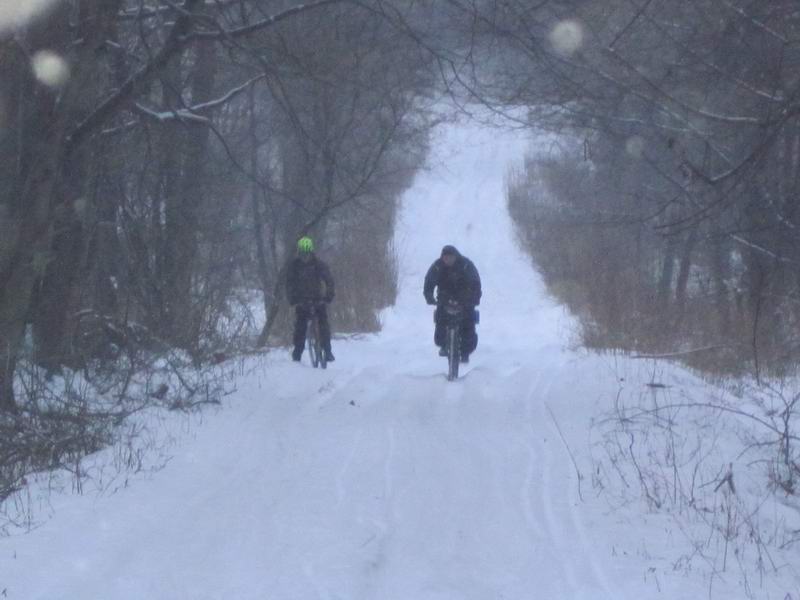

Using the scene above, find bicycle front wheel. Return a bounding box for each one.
[307,318,320,368]
[447,326,459,381]
[315,316,327,370]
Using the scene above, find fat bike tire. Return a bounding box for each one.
[307,321,320,369]
[315,318,327,370]
[447,326,460,381]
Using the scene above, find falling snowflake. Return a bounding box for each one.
[549,20,584,56]
[625,136,646,159]
[32,50,70,88]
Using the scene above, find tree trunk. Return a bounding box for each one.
[31,212,84,370]
[257,263,289,348]
[0,351,17,413]
[673,226,699,328]
[162,43,218,350]
[248,88,277,348]
[656,234,677,309]
[0,0,122,409]
[710,237,731,336]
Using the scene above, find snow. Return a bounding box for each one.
[1,115,798,599]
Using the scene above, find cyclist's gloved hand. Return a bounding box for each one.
[425,295,436,306]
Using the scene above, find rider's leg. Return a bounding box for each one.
[292,305,309,360]
[434,308,447,355]
[460,313,478,359]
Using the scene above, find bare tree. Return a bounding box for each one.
[0,0,443,412]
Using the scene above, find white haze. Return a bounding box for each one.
[0,0,58,34]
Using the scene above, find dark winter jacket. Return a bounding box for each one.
[286,254,335,305]
[423,247,482,307]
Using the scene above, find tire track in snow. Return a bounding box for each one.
[520,434,575,599]
[561,446,617,600]
[383,425,396,501]
[517,367,552,541]
[523,366,583,597]
[335,427,363,508]
[353,425,402,600]
[542,377,619,599]
[535,366,617,600]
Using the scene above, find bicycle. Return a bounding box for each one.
[301,301,327,369]
[439,298,464,381]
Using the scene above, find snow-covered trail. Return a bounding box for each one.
[1,118,719,599]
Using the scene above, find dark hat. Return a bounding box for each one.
[441,245,459,257]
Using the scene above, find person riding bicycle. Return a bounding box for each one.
[423,245,482,363]
[286,236,335,363]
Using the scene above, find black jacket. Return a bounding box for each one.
[423,249,482,307]
[286,254,335,305]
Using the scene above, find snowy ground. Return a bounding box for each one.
[2,117,798,599]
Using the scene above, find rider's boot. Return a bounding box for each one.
[460,353,470,364]
[324,348,335,362]
[291,348,302,362]
[438,346,447,357]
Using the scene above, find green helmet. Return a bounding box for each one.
[297,236,314,253]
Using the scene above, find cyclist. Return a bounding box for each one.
[423,245,482,363]
[286,236,335,363]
